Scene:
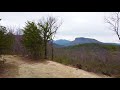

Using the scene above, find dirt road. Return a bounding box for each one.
[0,55,110,78]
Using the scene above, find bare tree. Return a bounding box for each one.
[16,28,24,55]
[38,16,62,59]
[15,28,23,35]
[105,12,120,41]
[7,26,15,34]
[50,20,62,60]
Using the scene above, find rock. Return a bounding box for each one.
[75,64,82,69]
[0,56,6,64]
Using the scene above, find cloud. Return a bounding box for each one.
[0,12,119,43]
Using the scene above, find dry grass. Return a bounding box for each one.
[0,55,110,78]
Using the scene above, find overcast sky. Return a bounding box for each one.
[0,12,119,43]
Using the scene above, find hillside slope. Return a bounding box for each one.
[0,55,110,78]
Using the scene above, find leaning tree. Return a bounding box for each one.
[105,12,120,41]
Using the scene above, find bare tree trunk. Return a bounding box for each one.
[51,40,54,60]
[116,32,120,41]
[44,41,47,59]
[105,12,120,42]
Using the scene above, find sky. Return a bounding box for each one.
[0,12,119,43]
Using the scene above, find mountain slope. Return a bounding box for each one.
[53,43,120,77]
[53,39,71,46]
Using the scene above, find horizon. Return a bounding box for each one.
[0,12,120,43]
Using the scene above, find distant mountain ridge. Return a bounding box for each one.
[70,37,102,45]
[53,39,71,46]
[53,37,102,46]
[53,37,120,47]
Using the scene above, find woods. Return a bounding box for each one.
[0,16,62,61]
[0,20,14,56]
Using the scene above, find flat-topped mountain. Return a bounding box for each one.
[53,37,102,46]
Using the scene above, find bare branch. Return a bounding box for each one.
[105,12,120,41]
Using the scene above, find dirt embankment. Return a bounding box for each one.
[0,55,110,78]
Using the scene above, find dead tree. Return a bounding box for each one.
[105,12,120,41]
